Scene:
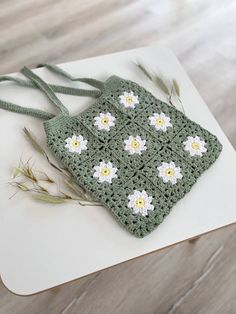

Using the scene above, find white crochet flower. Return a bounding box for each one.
[119,91,139,108]
[128,190,154,216]
[157,161,183,185]
[124,135,147,155]
[93,161,118,183]
[183,136,207,157]
[149,112,172,132]
[65,134,88,154]
[94,112,116,131]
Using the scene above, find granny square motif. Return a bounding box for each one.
[45,75,222,237]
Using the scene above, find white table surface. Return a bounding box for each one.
[0,44,236,296]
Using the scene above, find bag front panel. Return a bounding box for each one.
[44,76,222,237]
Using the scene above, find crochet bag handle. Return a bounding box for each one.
[43,64,105,92]
[21,66,70,116]
[0,66,104,120]
[0,71,55,120]
[20,66,106,116]
[0,74,102,98]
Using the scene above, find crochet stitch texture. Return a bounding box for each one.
[44,75,223,237]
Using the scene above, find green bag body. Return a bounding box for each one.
[0,66,222,237]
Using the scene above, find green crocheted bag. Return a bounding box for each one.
[0,65,222,237]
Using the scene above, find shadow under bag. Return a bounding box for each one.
[0,65,222,237]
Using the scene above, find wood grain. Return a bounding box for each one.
[0,0,236,313]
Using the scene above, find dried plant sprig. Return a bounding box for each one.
[10,182,30,192]
[23,127,45,155]
[35,170,55,183]
[22,128,94,198]
[64,179,87,198]
[173,79,180,97]
[12,160,37,183]
[10,162,101,206]
[23,128,97,204]
[10,131,101,206]
[23,127,70,178]
[135,60,185,114]
[153,75,170,95]
[33,194,66,204]
[169,79,185,114]
[134,60,153,81]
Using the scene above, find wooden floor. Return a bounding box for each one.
[0,0,236,313]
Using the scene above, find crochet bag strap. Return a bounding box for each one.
[0,66,104,120]
[21,66,70,116]
[0,73,55,120]
[0,98,55,120]
[21,66,106,114]
[43,64,105,92]
[0,70,104,98]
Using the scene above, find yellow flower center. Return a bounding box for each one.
[156,118,164,126]
[101,117,109,125]
[125,95,134,104]
[191,142,200,150]
[71,140,80,148]
[135,197,145,208]
[101,167,110,176]
[131,139,140,149]
[165,168,175,177]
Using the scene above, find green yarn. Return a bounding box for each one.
[43,73,222,238]
[0,67,222,238]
